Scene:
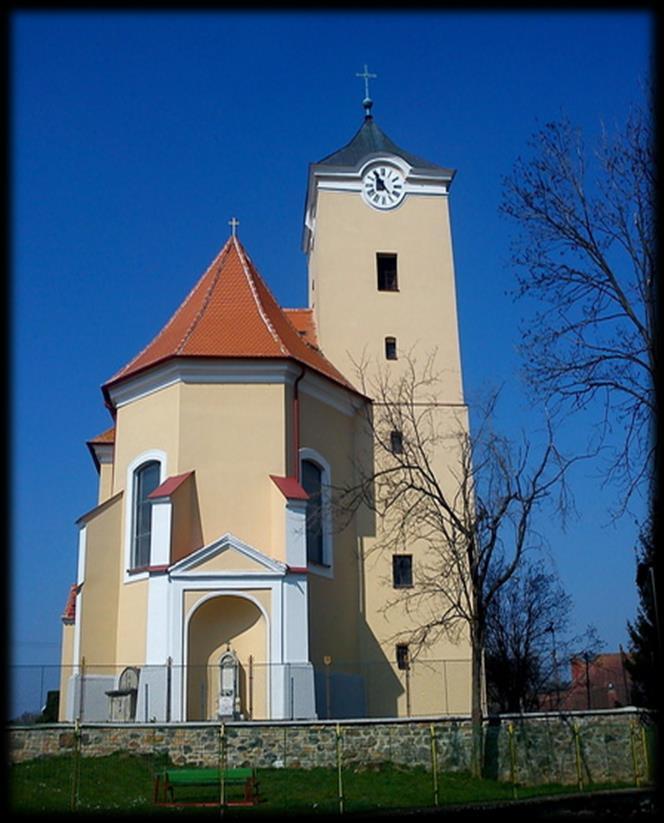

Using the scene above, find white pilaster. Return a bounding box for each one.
[149,498,172,566]
[285,499,307,568]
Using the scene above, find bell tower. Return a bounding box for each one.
[302,88,465,408]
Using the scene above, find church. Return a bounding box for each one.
[58,80,473,723]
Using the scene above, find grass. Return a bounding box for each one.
[9,753,636,816]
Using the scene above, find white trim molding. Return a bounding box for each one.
[107,359,302,410]
[302,155,454,253]
[123,449,168,584]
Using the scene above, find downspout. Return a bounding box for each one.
[292,365,306,482]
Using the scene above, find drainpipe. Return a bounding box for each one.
[292,365,306,482]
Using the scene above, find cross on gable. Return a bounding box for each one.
[228,217,240,237]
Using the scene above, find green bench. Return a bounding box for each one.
[154,766,259,806]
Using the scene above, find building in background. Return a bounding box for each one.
[539,653,635,711]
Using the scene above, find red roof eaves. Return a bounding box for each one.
[270,474,309,501]
[148,471,194,499]
[61,583,82,623]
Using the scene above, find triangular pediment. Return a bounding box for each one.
[169,533,286,577]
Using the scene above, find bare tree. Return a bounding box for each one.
[338,356,579,776]
[484,559,600,713]
[500,97,654,511]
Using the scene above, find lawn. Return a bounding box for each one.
[9,752,634,815]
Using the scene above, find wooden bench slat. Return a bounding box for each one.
[165,767,254,784]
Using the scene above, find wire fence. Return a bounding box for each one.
[10,658,475,723]
[9,712,656,814]
[11,653,640,726]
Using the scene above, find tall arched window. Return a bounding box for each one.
[301,459,324,565]
[131,460,161,568]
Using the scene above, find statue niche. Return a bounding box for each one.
[218,647,243,719]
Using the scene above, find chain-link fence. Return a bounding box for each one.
[10,659,474,723]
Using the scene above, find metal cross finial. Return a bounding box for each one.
[229,217,240,237]
[356,64,377,101]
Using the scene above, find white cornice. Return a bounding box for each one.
[302,158,453,253]
[107,358,302,409]
[90,443,114,465]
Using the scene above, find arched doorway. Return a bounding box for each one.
[186,594,267,720]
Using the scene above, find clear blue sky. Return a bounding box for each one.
[10,10,652,715]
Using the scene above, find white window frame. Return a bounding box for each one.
[123,449,167,583]
[299,447,333,578]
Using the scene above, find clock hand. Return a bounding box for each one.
[374,171,386,191]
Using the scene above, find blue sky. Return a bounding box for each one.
[11,11,652,715]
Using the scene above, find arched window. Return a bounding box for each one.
[131,460,160,568]
[301,459,324,565]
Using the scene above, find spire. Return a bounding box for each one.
[356,64,377,120]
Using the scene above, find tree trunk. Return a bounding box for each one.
[470,621,484,777]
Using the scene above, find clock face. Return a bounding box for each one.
[361,165,405,210]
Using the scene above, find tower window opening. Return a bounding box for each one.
[396,644,410,670]
[390,430,404,454]
[377,253,398,291]
[385,336,397,360]
[392,554,413,588]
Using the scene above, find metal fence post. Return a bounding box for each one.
[336,722,344,814]
[430,724,439,806]
[248,655,253,720]
[78,656,86,721]
[70,718,81,812]
[572,721,583,791]
[629,718,641,787]
[166,657,172,722]
[219,722,226,807]
[324,655,332,719]
[507,721,517,799]
[640,721,650,784]
[405,665,411,717]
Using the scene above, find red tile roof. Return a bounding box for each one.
[87,426,116,445]
[148,471,194,499]
[283,308,319,347]
[103,237,357,403]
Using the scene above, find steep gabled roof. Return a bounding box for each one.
[103,236,359,403]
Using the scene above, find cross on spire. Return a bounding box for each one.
[356,64,377,101]
[228,217,240,237]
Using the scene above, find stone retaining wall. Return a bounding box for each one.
[9,708,654,786]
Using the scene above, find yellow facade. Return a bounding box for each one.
[305,148,473,717]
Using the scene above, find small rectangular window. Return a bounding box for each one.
[393,554,413,588]
[390,430,403,454]
[385,336,397,360]
[377,253,398,291]
[396,643,410,670]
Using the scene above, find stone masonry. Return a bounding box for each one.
[8,708,654,786]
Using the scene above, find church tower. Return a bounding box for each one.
[303,90,464,407]
[303,76,472,716]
